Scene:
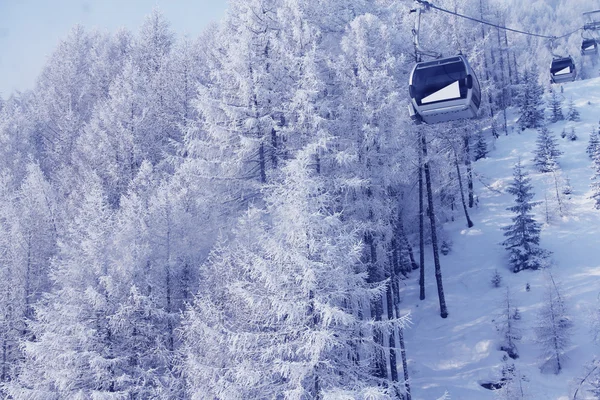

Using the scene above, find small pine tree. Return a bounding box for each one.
[548,90,564,123]
[590,146,600,209]
[474,130,488,161]
[535,276,573,374]
[491,270,502,288]
[495,356,527,399]
[566,97,580,121]
[502,161,550,272]
[588,129,599,159]
[496,287,522,359]
[517,68,545,131]
[568,127,578,141]
[533,125,562,173]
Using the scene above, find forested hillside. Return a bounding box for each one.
[1,0,600,399]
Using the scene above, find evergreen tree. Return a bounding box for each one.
[496,288,522,359]
[535,275,573,374]
[590,146,600,209]
[533,125,562,173]
[588,128,599,159]
[548,90,564,123]
[474,130,488,161]
[566,97,580,121]
[517,68,545,131]
[181,144,409,398]
[502,161,549,272]
[496,357,526,399]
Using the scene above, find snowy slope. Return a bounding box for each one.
[403,77,600,400]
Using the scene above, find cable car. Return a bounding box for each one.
[408,55,481,124]
[550,56,576,84]
[581,38,598,55]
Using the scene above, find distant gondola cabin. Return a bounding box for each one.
[550,57,576,84]
[581,38,598,55]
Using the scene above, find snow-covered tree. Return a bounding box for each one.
[182,143,410,399]
[5,173,118,398]
[566,97,580,121]
[496,287,522,359]
[495,357,527,400]
[517,68,545,131]
[474,130,488,161]
[535,275,573,374]
[588,128,599,159]
[533,125,562,173]
[548,90,564,123]
[590,146,600,209]
[502,161,549,272]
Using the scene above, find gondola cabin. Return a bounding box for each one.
[550,56,576,84]
[408,55,481,124]
[581,38,598,55]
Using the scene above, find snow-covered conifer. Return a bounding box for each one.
[566,97,580,121]
[548,90,564,123]
[502,161,549,272]
[182,143,409,398]
[496,288,522,359]
[533,125,562,173]
[517,68,545,131]
[474,130,488,161]
[535,276,573,374]
[590,146,600,209]
[588,129,599,159]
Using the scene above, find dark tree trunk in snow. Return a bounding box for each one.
[422,132,448,318]
[464,135,475,208]
[454,152,474,228]
[386,282,399,385]
[418,141,425,301]
[391,262,411,400]
[259,141,267,183]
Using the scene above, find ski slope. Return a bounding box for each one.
[403,76,600,400]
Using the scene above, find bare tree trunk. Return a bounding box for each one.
[479,0,494,119]
[454,151,474,228]
[271,128,278,170]
[464,135,475,208]
[386,280,399,386]
[496,22,509,135]
[1,338,7,382]
[422,132,449,318]
[392,262,411,400]
[398,207,419,272]
[418,141,425,301]
[366,233,388,379]
[259,141,267,183]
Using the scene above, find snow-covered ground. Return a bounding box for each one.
[403,77,600,400]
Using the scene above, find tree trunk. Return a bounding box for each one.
[392,262,411,400]
[259,141,267,183]
[422,132,449,318]
[479,0,495,119]
[386,281,399,385]
[366,233,388,379]
[463,135,475,208]
[1,338,7,382]
[418,140,425,301]
[454,151,474,228]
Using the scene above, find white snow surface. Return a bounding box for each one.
[403,77,600,400]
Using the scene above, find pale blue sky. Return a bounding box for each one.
[0,0,228,96]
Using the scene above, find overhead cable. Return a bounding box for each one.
[414,0,582,40]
